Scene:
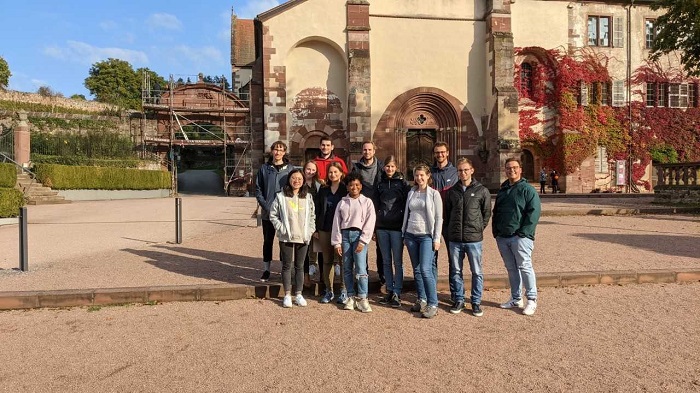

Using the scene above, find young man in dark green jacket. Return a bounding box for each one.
[492,157,541,316]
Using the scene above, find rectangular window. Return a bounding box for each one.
[580,82,589,106]
[646,82,656,107]
[595,145,608,174]
[588,16,612,47]
[658,83,667,107]
[590,82,599,104]
[613,17,624,48]
[645,19,656,49]
[669,83,690,108]
[612,80,625,107]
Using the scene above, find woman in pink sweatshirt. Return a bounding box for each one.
[331,172,376,313]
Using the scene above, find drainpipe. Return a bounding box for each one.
[626,0,635,193]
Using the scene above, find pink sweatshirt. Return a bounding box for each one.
[331,194,376,247]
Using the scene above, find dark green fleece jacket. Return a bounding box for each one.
[492,178,541,240]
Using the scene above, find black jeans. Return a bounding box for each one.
[262,219,276,263]
[279,242,308,293]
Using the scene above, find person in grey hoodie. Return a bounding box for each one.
[255,141,292,282]
[269,169,316,308]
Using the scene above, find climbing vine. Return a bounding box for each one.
[514,47,700,188]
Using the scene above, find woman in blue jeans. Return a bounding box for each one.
[402,164,443,319]
[376,155,410,308]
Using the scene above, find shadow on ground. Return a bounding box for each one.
[572,233,700,259]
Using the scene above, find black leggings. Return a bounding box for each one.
[262,219,276,263]
[279,242,308,293]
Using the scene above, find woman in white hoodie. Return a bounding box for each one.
[269,169,316,308]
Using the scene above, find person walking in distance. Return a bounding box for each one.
[403,164,443,319]
[493,158,541,316]
[269,169,316,308]
[443,158,491,316]
[255,141,292,282]
[539,168,548,194]
[351,141,385,286]
[331,172,376,313]
[375,155,410,308]
[314,135,348,180]
[550,169,559,193]
[314,162,348,304]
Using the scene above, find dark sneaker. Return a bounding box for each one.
[320,290,334,304]
[260,270,270,282]
[389,293,401,308]
[422,305,438,319]
[378,293,393,305]
[410,299,427,313]
[336,291,348,305]
[472,303,484,317]
[449,300,465,314]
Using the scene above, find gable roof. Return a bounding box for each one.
[231,17,255,67]
[256,0,308,22]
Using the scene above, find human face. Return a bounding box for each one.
[433,146,448,166]
[271,145,286,163]
[289,172,304,192]
[327,166,342,184]
[505,161,522,184]
[413,169,430,189]
[457,162,473,185]
[304,163,317,181]
[347,179,362,198]
[362,143,375,162]
[320,140,333,157]
[384,162,397,177]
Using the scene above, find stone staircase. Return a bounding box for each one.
[16,173,70,205]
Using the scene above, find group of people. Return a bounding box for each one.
[539,168,560,194]
[256,136,541,318]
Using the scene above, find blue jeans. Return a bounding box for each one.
[376,229,404,296]
[496,236,537,301]
[448,241,484,305]
[404,232,438,307]
[341,229,369,298]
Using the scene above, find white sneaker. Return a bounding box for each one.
[282,295,293,308]
[357,298,372,313]
[523,299,537,316]
[334,264,341,277]
[295,294,308,307]
[500,297,525,309]
[309,264,317,277]
[344,297,356,310]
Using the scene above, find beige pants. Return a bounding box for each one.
[317,230,345,292]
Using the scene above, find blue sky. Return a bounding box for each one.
[0,0,281,98]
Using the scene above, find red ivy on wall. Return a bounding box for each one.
[514,47,700,186]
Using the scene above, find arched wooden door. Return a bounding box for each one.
[405,129,436,180]
[521,149,535,181]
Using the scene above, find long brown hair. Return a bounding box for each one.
[325,161,345,185]
[303,160,323,186]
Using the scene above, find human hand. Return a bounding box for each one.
[335,247,343,257]
[354,242,365,254]
[433,242,440,251]
[312,232,319,239]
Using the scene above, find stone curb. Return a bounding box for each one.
[541,206,700,216]
[1,268,698,311]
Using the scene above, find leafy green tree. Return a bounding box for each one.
[70,94,86,100]
[84,58,141,109]
[0,56,11,90]
[137,67,167,92]
[650,0,700,77]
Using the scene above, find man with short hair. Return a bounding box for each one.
[443,158,491,316]
[255,141,292,281]
[493,157,541,316]
[351,141,384,284]
[429,142,458,275]
[314,136,348,180]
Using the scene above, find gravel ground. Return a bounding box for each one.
[0,195,698,291]
[0,283,698,392]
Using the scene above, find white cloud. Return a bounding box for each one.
[147,13,182,30]
[236,0,280,19]
[173,45,223,64]
[43,41,149,66]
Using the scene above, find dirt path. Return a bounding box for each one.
[0,283,698,392]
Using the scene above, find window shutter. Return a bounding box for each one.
[613,17,624,48]
[612,80,625,107]
[580,83,589,106]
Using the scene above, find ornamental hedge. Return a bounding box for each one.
[31,154,144,168]
[0,188,24,218]
[0,163,16,188]
[34,164,171,190]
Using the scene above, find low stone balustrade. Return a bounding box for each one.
[654,162,700,204]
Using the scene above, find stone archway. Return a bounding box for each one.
[521,149,535,181]
[374,87,466,173]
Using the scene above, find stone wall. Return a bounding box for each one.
[0,90,118,113]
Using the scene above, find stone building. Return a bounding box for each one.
[232,0,697,191]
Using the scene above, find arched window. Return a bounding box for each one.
[520,62,534,99]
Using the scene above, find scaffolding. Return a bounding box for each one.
[141,72,253,196]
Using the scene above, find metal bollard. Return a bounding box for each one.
[19,207,28,271]
[175,197,182,244]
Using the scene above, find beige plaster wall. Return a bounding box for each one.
[370,0,486,19]
[512,1,569,51]
[370,16,487,135]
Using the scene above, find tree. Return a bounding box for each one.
[0,56,10,90]
[650,0,700,77]
[84,59,164,110]
[137,67,167,93]
[70,94,86,100]
[37,85,63,97]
